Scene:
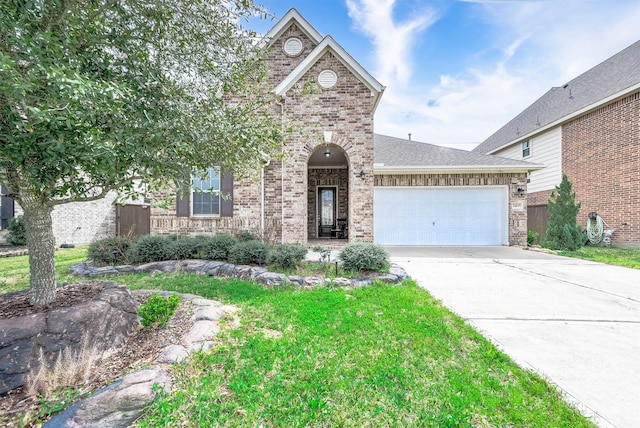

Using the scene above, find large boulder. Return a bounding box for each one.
[0,282,139,394]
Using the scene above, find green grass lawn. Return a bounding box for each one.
[0,246,88,294]
[559,246,640,269]
[0,248,595,427]
[130,278,593,427]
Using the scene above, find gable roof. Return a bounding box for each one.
[374,134,542,174]
[275,35,385,108]
[258,8,322,48]
[263,8,385,110]
[474,40,640,154]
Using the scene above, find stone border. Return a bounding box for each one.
[69,259,410,286]
[45,292,238,428]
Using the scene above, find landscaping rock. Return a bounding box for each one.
[329,277,352,287]
[182,320,220,344]
[303,276,325,286]
[389,263,409,280]
[351,278,374,287]
[156,344,189,364]
[251,266,268,278]
[68,258,411,290]
[218,263,237,277]
[188,340,216,353]
[235,265,253,280]
[0,283,139,395]
[191,298,223,307]
[192,306,227,322]
[287,275,305,285]
[44,366,172,428]
[376,274,400,284]
[255,272,288,286]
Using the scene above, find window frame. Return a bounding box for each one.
[522,140,531,158]
[191,167,221,217]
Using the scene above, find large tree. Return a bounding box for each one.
[0,0,282,304]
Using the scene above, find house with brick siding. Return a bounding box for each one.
[149,9,541,247]
[473,40,640,248]
[1,8,542,248]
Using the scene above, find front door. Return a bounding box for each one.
[318,187,336,238]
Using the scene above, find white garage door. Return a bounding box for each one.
[374,186,508,246]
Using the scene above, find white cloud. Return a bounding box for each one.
[346,0,437,84]
[366,0,640,148]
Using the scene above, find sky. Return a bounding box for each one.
[247,0,640,150]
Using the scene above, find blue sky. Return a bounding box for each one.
[248,0,640,150]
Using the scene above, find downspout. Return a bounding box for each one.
[260,156,271,241]
[275,96,285,244]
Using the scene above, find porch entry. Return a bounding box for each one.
[317,187,336,238]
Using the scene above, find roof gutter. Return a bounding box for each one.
[373,164,544,175]
[486,83,640,155]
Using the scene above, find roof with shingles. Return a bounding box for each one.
[473,40,640,154]
[374,134,541,172]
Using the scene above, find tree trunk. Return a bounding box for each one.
[21,197,57,305]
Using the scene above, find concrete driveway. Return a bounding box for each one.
[387,246,640,428]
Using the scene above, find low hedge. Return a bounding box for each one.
[339,242,389,272]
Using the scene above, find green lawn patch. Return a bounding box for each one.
[0,248,595,426]
[559,246,640,269]
[134,280,593,427]
[0,246,88,294]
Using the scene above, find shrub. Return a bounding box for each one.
[268,244,308,269]
[128,235,170,263]
[228,240,269,265]
[138,293,181,328]
[339,242,389,272]
[541,173,584,251]
[7,215,27,246]
[199,234,239,261]
[165,237,199,260]
[527,230,539,246]
[236,230,258,241]
[87,236,132,265]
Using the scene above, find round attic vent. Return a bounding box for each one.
[318,69,337,88]
[283,37,303,56]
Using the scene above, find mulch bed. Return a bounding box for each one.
[0,281,195,427]
[0,282,103,320]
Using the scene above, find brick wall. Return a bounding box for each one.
[374,172,529,246]
[281,50,375,244]
[13,195,117,246]
[562,91,639,247]
[150,19,377,246]
[265,23,319,87]
[149,175,275,240]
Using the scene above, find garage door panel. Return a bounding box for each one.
[374,187,507,246]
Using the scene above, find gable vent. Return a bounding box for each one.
[283,37,303,56]
[318,69,337,88]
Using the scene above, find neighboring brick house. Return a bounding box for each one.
[473,40,640,248]
[0,186,117,247]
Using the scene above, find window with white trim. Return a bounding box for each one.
[192,167,220,216]
[522,140,531,157]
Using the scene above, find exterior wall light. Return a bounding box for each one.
[324,149,331,158]
[358,170,365,179]
[517,187,525,195]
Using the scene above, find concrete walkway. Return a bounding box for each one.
[387,246,640,428]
